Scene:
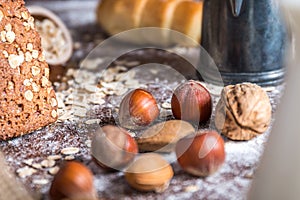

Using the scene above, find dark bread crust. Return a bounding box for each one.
[0,0,58,140]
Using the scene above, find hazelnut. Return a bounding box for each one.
[91,125,138,171]
[175,131,225,177]
[49,161,97,200]
[125,153,174,193]
[119,89,159,129]
[215,83,272,140]
[171,80,212,124]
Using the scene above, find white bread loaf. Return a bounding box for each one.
[97,0,203,46]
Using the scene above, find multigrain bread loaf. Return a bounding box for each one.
[97,0,203,46]
[0,0,58,140]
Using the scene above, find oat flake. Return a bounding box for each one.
[61,147,80,155]
[47,155,62,160]
[17,166,37,178]
[33,179,49,185]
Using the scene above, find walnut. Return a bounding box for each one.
[215,83,271,141]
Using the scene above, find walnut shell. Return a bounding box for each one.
[215,83,271,140]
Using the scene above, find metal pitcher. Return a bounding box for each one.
[199,0,287,86]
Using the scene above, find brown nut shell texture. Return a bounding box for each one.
[215,83,271,140]
[125,153,174,193]
[136,120,195,152]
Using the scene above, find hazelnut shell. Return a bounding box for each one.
[171,80,212,124]
[119,89,159,129]
[92,125,138,171]
[49,161,97,200]
[176,131,225,177]
[125,153,174,193]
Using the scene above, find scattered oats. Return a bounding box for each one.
[74,107,87,117]
[85,140,92,148]
[65,93,74,101]
[24,90,33,101]
[184,185,200,193]
[71,101,89,108]
[8,54,24,69]
[161,102,172,109]
[31,66,41,76]
[23,79,31,86]
[58,111,73,121]
[41,159,56,168]
[6,31,15,43]
[115,88,128,96]
[33,179,49,185]
[61,147,80,155]
[0,10,3,21]
[5,24,12,31]
[0,31,6,42]
[81,58,104,70]
[7,81,14,90]
[21,12,29,20]
[114,72,126,81]
[89,97,105,105]
[32,50,39,59]
[23,158,34,166]
[84,84,100,93]
[124,79,139,87]
[51,110,57,118]
[125,61,140,67]
[17,166,37,178]
[103,74,114,82]
[101,88,115,95]
[64,155,75,160]
[85,119,100,125]
[100,81,120,90]
[57,98,65,109]
[2,50,8,58]
[27,43,33,51]
[47,155,62,160]
[25,52,33,62]
[41,76,49,87]
[90,92,106,100]
[32,163,42,169]
[32,82,40,92]
[48,166,60,175]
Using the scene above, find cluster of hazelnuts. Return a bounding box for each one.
[49,80,226,199]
